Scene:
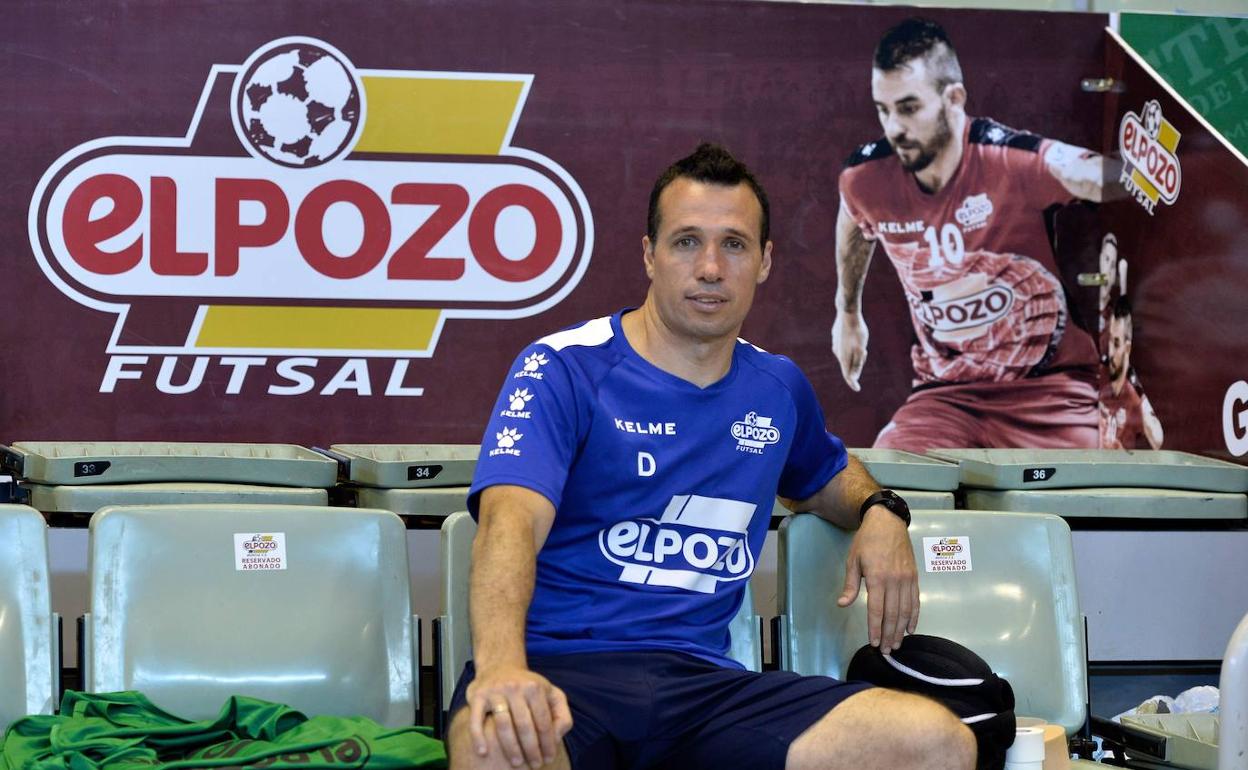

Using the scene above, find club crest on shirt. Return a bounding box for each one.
[731,411,780,454]
[955,193,993,232]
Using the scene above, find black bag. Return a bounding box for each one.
[846,634,1016,770]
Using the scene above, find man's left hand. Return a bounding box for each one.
[837,507,919,654]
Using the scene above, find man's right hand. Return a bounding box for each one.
[466,664,573,768]
[832,311,870,391]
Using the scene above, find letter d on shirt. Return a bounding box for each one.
[638,451,656,477]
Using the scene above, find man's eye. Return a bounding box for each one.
[675,236,697,248]
[724,239,745,250]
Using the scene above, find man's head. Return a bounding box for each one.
[648,143,770,246]
[641,144,773,344]
[871,18,966,173]
[1108,295,1133,385]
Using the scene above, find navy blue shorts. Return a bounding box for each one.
[448,650,872,770]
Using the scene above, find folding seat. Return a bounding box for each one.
[0,504,58,731]
[849,448,959,510]
[433,511,763,732]
[777,509,1087,736]
[326,444,478,524]
[82,504,418,726]
[2,442,337,523]
[935,448,1248,665]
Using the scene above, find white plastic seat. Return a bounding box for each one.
[83,504,417,725]
[435,510,763,725]
[777,509,1087,735]
[0,504,58,730]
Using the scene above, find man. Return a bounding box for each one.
[832,17,1107,450]
[448,145,975,770]
[1099,296,1163,449]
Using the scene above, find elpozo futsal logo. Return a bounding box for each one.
[1118,100,1181,216]
[29,37,593,396]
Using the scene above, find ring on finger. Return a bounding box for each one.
[491,703,510,716]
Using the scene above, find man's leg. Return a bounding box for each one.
[786,689,976,770]
[448,709,571,770]
[873,389,983,450]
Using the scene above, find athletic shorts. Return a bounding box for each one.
[874,371,1098,451]
[448,650,872,770]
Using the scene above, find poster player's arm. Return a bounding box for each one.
[832,200,877,391]
[464,485,571,766]
[1140,394,1164,449]
[1042,140,1122,203]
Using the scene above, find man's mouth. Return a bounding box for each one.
[688,294,728,307]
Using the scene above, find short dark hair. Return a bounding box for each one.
[874,18,963,91]
[647,143,770,245]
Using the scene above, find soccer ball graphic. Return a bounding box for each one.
[1141,100,1162,138]
[233,39,363,167]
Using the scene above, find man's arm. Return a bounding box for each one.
[1140,394,1164,449]
[1042,140,1122,203]
[831,200,877,392]
[788,456,919,654]
[463,484,572,767]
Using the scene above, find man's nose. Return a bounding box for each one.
[695,246,724,281]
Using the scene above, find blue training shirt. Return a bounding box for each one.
[469,310,848,668]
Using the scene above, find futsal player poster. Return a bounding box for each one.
[3,1,1245,460]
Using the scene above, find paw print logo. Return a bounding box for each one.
[862,142,876,156]
[523,353,549,372]
[985,125,1005,144]
[509,388,534,411]
[496,427,523,448]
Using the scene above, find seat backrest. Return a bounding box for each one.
[778,509,1086,734]
[0,504,57,730]
[437,510,763,714]
[85,504,415,725]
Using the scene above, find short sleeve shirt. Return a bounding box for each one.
[469,310,848,668]
[838,117,1100,386]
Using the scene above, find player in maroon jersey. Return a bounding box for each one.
[1099,296,1163,449]
[833,18,1110,450]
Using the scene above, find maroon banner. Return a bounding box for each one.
[3,2,1167,451]
[1099,31,1248,461]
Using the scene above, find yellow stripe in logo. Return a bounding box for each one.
[1157,121,1180,154]
[1131,168,1160,203]
[354,75,525,155]
[196,306,441,352]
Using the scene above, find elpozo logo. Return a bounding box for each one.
[29,37,593,397]
[1118,100,1181,216]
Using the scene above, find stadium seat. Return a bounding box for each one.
[777,509,1087,735]
[2,441,339,487]
[433,510,764,730]
[82,504,418,726]
[851,448,959,510]
[0,504,58,731]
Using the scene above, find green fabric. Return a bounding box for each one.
[1,691,445,770]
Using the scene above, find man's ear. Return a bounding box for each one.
[944,82,967,110]
[642,235,656,279]
[757,240,773,284]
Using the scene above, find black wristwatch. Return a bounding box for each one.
[859,489,911,528]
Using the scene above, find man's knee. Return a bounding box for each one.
[788,688,976,770]
[446,709,572,770]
